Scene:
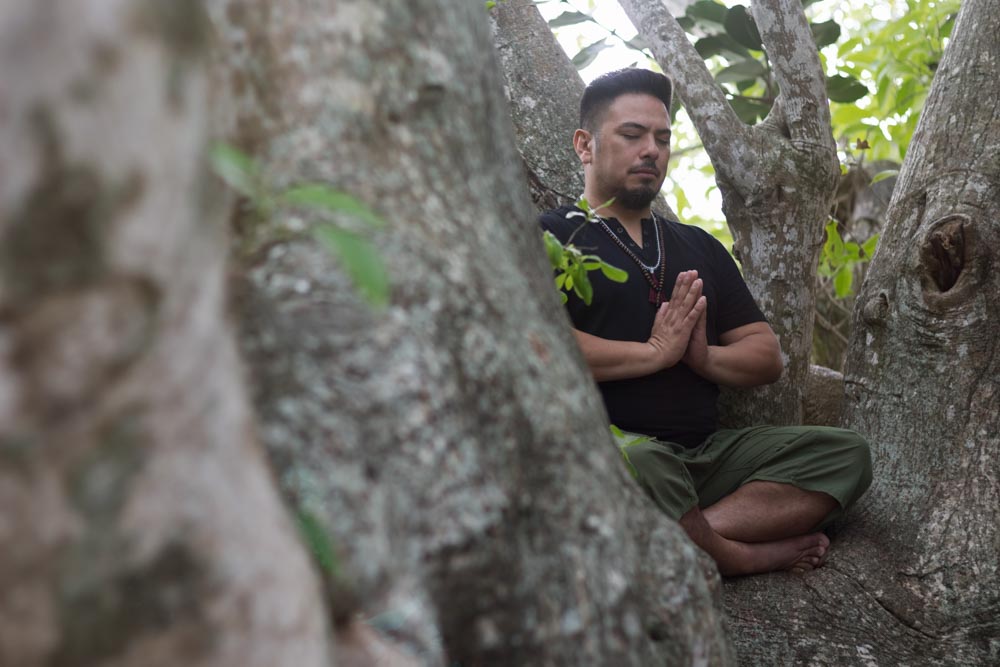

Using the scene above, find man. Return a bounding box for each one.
[540,68,872,576]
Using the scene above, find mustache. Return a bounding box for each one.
[629,160,660,174]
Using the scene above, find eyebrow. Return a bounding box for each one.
[617,121,671,136]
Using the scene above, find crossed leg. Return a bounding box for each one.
[680,481,838,577]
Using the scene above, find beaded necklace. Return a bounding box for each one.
[595,213,669,306]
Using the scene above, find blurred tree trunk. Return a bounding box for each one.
[0,1,329,665]
[724,0,1000,662]
[208,0,732,664]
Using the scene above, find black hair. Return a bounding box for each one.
[579,68,673,133]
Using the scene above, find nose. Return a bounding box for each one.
[640,135,659,160]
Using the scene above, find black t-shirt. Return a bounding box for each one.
[539,205,766,447]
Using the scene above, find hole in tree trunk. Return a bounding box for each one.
[920,214,968,293]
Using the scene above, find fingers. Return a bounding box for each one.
[684,295,707,325]
[647,271,707,370]
[669,269,690,304]
[670,270,697,304]
[660,271,704,334]
[670,272,702,322]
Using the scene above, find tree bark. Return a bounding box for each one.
[209,0,733,664]
[617,0,840,426]
[724,0,1000,662]
[489,0,587,213]
[0,2,330,665]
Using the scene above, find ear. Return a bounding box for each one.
[573,129,594,165]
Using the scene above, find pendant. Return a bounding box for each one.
[648,287,665,306]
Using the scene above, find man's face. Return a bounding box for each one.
[583,93,671,210]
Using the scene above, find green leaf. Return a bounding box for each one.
[296,510,339,575]
[542,231,564,269]
[810,20,841,48]
[694,34,752,60]
[724,5,763,51]
[572,39,609,70]
[548,10,591,28]
[694,35,724,59]
[829,221,845,253]
[485,1,496,9]
[599,262,629,283]
[870,169,898,185]
[209,143,258,197]
[283,185,386,228]
[610,424,625,439]
[596,196,616,213]
[619,445,639,480]
[626,35,650,52]
[862,234,880,258]
[827,74,869,103]
[676,16,695,32]
[573,265,594,305]
[729,96,770,124]
[315,225,390,307]
[834,266,853,298]
[940,13,957,39]
[715,58,766,84]
[686,0,728,25]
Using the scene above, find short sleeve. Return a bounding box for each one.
[707,236,767,334]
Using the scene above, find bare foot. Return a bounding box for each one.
[679,506,832,578]
[718,532,830,577]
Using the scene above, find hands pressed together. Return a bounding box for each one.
[647,270,709,373]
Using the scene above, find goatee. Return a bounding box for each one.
[615,185,658,210]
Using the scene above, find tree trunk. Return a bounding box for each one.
[0,2,330,665]
[210,0,732,664]
[724,0,1000,662]
[489,0,587,212]
[617,0,840,426]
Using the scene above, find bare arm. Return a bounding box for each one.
[683,317,783,388]
[574,271,706,382]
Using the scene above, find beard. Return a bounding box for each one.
[614,184,659,210]
[595,156,662,210]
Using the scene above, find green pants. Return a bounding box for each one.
[617,426,872,527]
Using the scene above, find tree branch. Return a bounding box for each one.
[751,0,834,149]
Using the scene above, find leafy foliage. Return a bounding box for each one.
[610,424,652,480]
[818,218,879,298]
[544,197,629,305]
[831,0,958,162]
[210,143,389,307]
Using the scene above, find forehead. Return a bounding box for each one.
[601,93,670,130]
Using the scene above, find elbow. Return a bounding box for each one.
[764,347,784,384]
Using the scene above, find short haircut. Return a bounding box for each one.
[579,68,673,133]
